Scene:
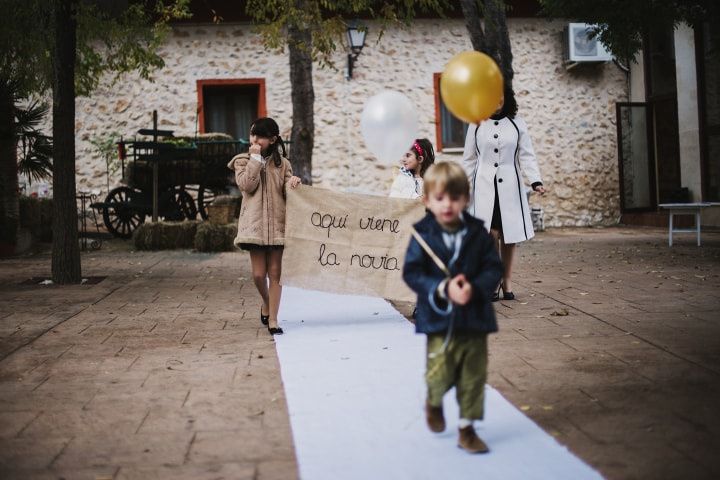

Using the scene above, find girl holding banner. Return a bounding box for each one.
[227,118,302,335]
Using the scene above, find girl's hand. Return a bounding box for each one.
[448,274,472,305]
[249,143,261,155]
[288,176,302,189]
[533,185,546,195]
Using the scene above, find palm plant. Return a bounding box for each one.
[15,99,53,186]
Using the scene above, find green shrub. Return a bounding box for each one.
[18,197,53,242]
[0,217,18,244]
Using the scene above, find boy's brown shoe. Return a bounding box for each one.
[425,400,446,433]
[458,426,489,454]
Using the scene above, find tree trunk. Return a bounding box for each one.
[485,0,514,90]
[482,0,502,62]
[0,80,19,252]
[461,0,515,96]
[51,0,81,283]
[287,0,314,185]
[459,0,486,52]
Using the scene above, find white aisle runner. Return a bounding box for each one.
[276,287,603,480]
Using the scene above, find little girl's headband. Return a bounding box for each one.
[412,141,424,157]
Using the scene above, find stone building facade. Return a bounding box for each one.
[52,18,628,228]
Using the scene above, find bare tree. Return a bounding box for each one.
[0,0,189,277]
[51,0,81,282]
[459,0,514,92]
[0,81,17,251]
[246,0,445,185]
[287,0,315,184]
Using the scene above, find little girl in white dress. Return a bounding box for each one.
[389,138,435,199]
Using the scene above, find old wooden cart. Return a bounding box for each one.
[92,128,247,239]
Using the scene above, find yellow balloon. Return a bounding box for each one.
[440,51,504,124]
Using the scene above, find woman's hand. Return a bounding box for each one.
[288,176,302,189]
[249,143,261,155]
[533,185,546,195]
[448,274,472,305]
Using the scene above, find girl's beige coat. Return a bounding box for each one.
[227,153,294,246]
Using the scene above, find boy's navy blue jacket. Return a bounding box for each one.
[403,211,503,335]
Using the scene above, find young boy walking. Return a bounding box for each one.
[403,162,503,453]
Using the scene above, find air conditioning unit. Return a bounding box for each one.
[563,23,613,68]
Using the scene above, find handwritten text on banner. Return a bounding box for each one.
[281,186,426,302]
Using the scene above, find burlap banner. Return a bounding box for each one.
[282,185,426,302]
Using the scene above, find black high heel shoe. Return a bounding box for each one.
[500,284,515,301]
[260,309,269,326]
[268,326,284,335]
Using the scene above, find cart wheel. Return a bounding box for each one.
[163,187,198,221]
[197,184,219,220]
[103,186,145,239]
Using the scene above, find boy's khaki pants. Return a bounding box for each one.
[426,331,488,420]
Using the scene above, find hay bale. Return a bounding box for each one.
[194,222,237,252]
[133,220,200,250]
[207,195,241,224]
[213,194,241,206]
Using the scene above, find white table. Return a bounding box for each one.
[658,203,713,246]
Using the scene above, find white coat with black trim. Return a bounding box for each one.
[460,115,542,244]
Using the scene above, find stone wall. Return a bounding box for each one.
[42,18,628,227]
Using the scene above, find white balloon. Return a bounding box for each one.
[360,91,418,165]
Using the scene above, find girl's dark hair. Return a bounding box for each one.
[250,117,286,167]
[412,138,436,177]
[498,83,518,119]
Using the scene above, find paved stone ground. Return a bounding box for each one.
[0,226,719,480]
[0,245,296,480]
[494,227,720,480]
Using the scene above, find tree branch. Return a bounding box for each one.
[459,0,486,52]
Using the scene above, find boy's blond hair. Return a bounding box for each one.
[423,161,470,198]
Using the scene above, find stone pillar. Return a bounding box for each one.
[674,23,702,201]
[629,50,645,103]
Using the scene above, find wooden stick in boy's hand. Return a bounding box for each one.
[448,273,472,305]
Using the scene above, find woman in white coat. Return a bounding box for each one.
[460,92,545,300]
